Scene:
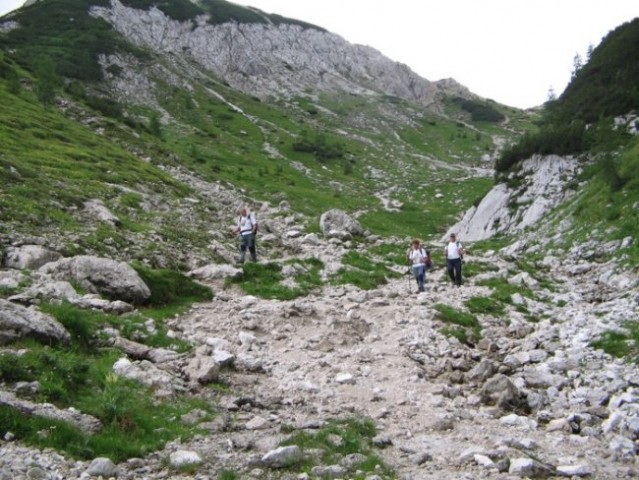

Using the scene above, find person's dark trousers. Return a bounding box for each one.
[446,258,462,286]
[239,233,257,263]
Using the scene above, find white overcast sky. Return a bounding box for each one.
[1,0,638,108]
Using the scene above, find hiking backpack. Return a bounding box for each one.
[407,247,432,269]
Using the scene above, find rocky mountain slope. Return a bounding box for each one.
[88,0,470,109]
[1,2,639,480]
[1,199,639,480]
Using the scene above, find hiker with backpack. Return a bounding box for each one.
[444,233,465,287]
[406,239,430,293]
[234,206,258,264]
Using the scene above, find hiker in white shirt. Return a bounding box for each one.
[444,233,465,287]
[406,239,428,292]
[234,207,257,264]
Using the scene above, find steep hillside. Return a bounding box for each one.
[0,0,533,270]
[456,17,639,269]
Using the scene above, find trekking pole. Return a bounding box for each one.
[407,265,412,294]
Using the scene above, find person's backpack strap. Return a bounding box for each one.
[239,213,257,234]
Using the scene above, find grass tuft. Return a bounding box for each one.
[465,295,506,316]
[591,322,639,360]
[330,250,400,290]
[279,417,393,476]
[227,258,324,300]
[433,303,481,345]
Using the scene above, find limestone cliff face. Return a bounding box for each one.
[90,0,470,107]
[449,155,582,241]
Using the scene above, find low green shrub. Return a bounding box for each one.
[476,276,534,303]
[330,250,400,290]
[218,471,240,480]
[0,300,212,462]
[0,379,211,463]
[39,302,190,352]
[461,260,500,278]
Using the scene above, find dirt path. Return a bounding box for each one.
[167,256,639,479]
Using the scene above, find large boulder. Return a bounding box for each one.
[0,391,102,434]
[319,209,364,239]
[2,245,62,270]
[480,373,527,412]
[9,280,79,305]
[39,256,151,305]
[0,299,70,345]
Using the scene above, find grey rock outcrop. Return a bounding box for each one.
[9,280,79,305]
[39,255,151,304]
[169,450,202,468]
[0,299,70,345]
[450,155,581,241]
[0,391,101,434]
[320,209,364,239]
[188,263,242,281]
[112,357,183,397]
[83,199,121,227]
[0,269,24,289]
[2,245,62,270]
[84,457,119,478]
[90,1,471,110]
[260,445,302,468]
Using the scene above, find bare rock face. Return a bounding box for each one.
[89,1,471,109]
[0,299,70,346]
[39,255,151,305]
[450,154,581,241]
